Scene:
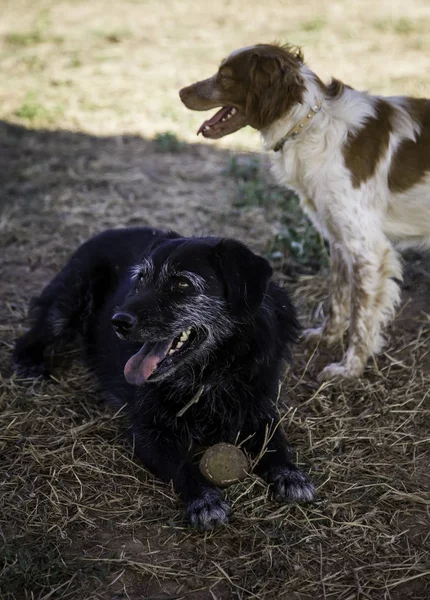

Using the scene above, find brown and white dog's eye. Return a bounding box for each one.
[219,77,235,90]
[217,69,235,87]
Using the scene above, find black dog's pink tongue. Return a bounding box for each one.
[124,340,172,385]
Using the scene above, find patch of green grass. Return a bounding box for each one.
[224,156,270,207]
[14,97,63,124]
[15,102,49,121]
[265,189,329,274]
[153,131,184,153]
[15,102,49,123]
[394,18,416,34]
[4,31,45,46]
[267,221,329,273]
[68,52,82,68]
[4,9,63,47]
[374,18,416,34]
[236,179,266,206]
[224,155,261,181]
[301,17,326,32]
[18,56,46,73]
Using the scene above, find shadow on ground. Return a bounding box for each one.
[1,121,429,600]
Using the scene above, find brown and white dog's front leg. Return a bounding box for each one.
[319,237,402,380]
[303,243,351,347]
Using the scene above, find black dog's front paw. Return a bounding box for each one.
[13,337,49,380]
[186,488,231,531]
[13,357,49,380]
[270,467,316,503]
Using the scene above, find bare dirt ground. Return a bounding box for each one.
[1,1,429,599]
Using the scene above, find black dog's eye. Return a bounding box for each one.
[136,273,144,283]
[171,277,190,291]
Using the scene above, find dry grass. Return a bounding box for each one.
[1,1,430,599]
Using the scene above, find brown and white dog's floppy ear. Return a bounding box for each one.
[210,239,273,318]
[246,51,304,130]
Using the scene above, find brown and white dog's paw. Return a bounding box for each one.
[318,359,364,381]
[186,489,231,531]
[270,467,316,503]
[302,326,343,348]
[302,326,324,347]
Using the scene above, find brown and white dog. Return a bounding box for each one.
[179,43,430,380]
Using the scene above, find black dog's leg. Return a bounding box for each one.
[248,425,316,503]
[130,425,231,530]
[14,318,56,379]
[13,267,90,379]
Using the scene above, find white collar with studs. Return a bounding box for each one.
[270,101,322,152]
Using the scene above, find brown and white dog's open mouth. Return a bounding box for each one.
[196,106,247,139]
[179,78,249,139]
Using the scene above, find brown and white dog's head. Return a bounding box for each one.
[179,44,305,138]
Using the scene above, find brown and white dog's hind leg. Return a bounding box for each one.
[319,237,402,380]
[303,243,351,347]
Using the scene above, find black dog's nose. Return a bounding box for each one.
[111,312,136,335]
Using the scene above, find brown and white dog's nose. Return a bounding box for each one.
[111,312,136,336]
[179,85,196,102]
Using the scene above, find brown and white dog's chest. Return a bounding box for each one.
[268,136,348,237]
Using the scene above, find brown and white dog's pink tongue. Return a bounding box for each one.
[197,106,233,135]
[124,340,172,386]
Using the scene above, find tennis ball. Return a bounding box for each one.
[199,443,249,487]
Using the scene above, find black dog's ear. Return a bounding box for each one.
[210,239,273,318]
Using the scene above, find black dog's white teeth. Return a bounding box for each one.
[271,467,316,503]
[168,328,192,356]
[186,489,231,531]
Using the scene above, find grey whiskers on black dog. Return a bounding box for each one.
[13,227,316,530]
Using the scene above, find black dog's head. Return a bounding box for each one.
[111,237,272,386]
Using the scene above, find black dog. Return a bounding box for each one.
[14,227,315,529]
